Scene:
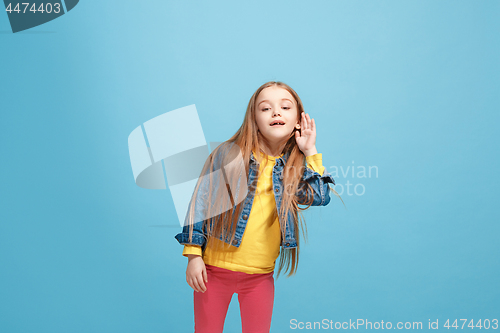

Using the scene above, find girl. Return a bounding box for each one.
[175,81,341,333]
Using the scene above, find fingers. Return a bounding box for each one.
[187,276,197,292]
[297,112,317,153]
[302,112,308,131]
[187,272,207,293]
[301,112,315,132]
[306,113,313,130]
[189,275,204,293]
[197,274,207,292]
[202,267,208,284]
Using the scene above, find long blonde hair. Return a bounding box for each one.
[184,81,340,278]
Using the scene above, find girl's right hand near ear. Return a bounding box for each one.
[186,254,208,293]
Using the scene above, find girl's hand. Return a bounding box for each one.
[186,255,208,293]
[295,112,318,156]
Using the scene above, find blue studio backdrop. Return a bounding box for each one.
[1,1,499,332]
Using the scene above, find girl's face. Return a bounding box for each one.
[254,86,300,146]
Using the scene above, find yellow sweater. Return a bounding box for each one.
[182,151,325,274]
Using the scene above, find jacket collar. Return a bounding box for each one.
[250,149,291,166]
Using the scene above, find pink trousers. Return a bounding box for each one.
[193,264,275,333]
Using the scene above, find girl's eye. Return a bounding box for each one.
[262,106,291,111]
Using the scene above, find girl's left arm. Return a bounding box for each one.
[297,153,336,206]
[295,112,336,206]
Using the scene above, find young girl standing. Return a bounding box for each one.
[175,81,339,333]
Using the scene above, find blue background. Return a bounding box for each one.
[1,0,499,332]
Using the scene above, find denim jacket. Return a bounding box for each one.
[174,143,336,251]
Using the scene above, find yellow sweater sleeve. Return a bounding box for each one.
[306,153,325,176]
[182,244,202,257]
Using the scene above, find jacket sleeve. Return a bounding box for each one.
[173,142,239,250]
[174,191,209,248]
[174,150,219,249]
[296,153,335,206]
